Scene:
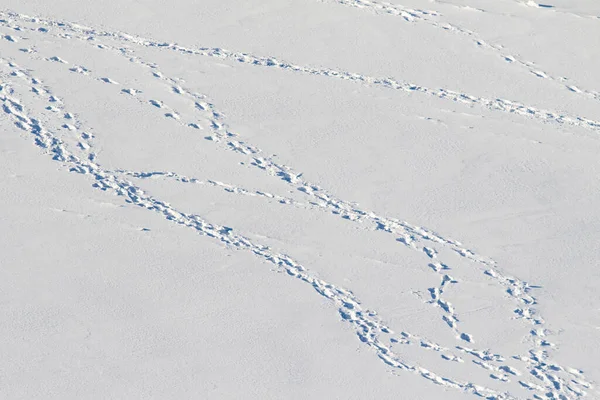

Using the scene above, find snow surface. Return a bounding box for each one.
[1,1,600,399]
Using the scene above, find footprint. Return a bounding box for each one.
[531,70,548,78]
[69,66,90,75]
[460,332,473,343]
[499,365,521,376]
[149,99,163,108]
[490,373,509,382]
[100,77,118,84]
[48,56,68,64]
[195,101,209,111]
[423,247,437,259]
[121,88,141,95]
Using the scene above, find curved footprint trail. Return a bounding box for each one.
[108,58,596,399]
[0,62,515,400]
[2,11,600,134]
[0,10,596,400]
[321,0,600,103]
[0,21,518,340]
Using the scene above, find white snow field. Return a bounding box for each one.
[1,0,600,399]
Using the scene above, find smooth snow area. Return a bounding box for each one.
[1,1,600,399]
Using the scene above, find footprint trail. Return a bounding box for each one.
[0,8,597,399]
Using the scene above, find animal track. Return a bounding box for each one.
[99,77,118,84]
[322,0,600,103]
[2,11,600,133]
[0,8,596,399]
[47,55,67,63]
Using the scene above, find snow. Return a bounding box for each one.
[1,1,600,398]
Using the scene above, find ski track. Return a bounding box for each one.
[321,0,600,104]
[0,9,597,400]
[1,11,600,135]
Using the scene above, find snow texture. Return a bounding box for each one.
[1,1,600,399]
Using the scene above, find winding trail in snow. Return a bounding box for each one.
[0,8,597,399]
